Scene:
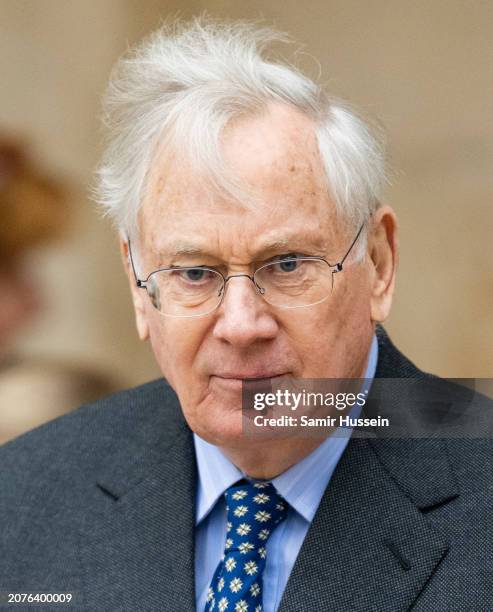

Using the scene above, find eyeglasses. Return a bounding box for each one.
[128,224,364,318]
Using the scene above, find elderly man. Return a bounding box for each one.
[1,18,491,612]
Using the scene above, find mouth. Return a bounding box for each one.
[210,372,289,390]
[213,371,289,380]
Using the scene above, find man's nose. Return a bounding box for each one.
[212,276,279,347]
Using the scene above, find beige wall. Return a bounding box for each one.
[1,0,492,387]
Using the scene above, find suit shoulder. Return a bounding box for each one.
[425,381,493,493]
[0,378,183,498]
[447,436,493,496]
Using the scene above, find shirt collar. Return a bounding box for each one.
[194,432,244,524]
[194,334,378,525]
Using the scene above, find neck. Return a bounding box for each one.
[219,434,329,480]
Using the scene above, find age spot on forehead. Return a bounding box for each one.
[156,175,165,195]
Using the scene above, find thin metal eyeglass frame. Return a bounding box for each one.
[127,223,365,316]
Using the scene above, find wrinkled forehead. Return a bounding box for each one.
[138,105,340,253]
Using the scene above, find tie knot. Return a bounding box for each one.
[224,481,288,550]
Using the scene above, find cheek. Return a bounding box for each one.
[146,312,206,388]
[283,269,372,377]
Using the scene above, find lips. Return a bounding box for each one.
[212,372,288,380]
[209,372,289,391]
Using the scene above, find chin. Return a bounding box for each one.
[184,384,285,446]
[195,416,246,446]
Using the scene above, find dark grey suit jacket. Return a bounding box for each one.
[1,328,492,611]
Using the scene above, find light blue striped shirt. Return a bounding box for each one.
[194,335,378,611]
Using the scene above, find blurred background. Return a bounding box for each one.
[0,0,492,444]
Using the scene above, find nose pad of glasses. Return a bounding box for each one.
[255,283,266,295]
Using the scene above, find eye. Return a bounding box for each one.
[183,268,207,282]
[278,259,298,272]
[273,254,301,273]
[171,267,217,284]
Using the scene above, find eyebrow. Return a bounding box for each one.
[160,243,207,258]
[154,235,327,260]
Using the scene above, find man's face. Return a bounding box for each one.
[131,105,377,446]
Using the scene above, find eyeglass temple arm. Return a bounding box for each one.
[334,223,365,272]
[127,239,145,288]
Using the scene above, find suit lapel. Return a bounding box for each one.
[78,418,197,611]
[278,436,455,611]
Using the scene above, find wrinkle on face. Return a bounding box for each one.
[140,103,346,270]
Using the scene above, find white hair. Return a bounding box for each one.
[95,16,387,252]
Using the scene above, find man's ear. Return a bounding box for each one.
[368,205,398,323]
[119,236,150,341]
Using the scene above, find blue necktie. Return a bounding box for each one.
[205,480,288,612]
